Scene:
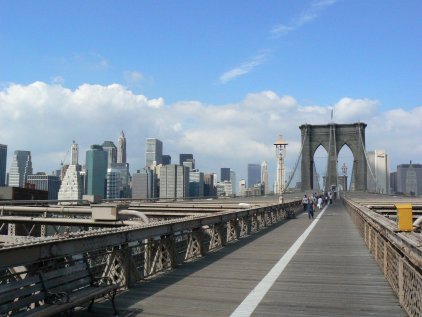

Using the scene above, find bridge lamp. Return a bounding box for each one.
[274,135,288,195]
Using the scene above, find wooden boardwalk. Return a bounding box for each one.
[75,200,406,317]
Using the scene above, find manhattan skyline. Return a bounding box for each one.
[0,0,421,185]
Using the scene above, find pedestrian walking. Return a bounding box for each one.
[307,201,314,219]
[317,196,323,210]
[302,195,308,211]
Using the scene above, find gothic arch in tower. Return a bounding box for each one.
[300,123,367,192]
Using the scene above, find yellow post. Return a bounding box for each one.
[395,203,413,232]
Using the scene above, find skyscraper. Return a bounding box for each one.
[8,150,33,188]
[145,138,163,168]
[27,173,61,200]
[58,142,83,202]
[367,150,390,194]
[162,155,171,165]
[189,170,204,197]
[117,130,126,164]
[132,171,149,199]
[180,154,193,165]
[86,145,108,198]
[160,164,189,199]
[230,170,237,195]
[261,161,269,195]
[106,167,122,199]
[247,163,261,188]
[220,168,230,182]
[0,144,7,186]
[396,162,422,195]
[132,168,157,199]
[182,159,195,170]
[204,173,216,197]
[102,141,117,168]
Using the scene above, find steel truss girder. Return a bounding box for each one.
[0,201,301,268]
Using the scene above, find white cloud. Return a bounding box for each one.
[333,97,379,122]
[123,70,147,89]
[272,0,337,36]
[0,82,420,185]
[219,51,269,84]
[51,76,64,85]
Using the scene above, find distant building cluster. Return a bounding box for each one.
[2,134,418,201]
[0,133,277,202]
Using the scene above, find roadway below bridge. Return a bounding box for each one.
[74,198,406,317]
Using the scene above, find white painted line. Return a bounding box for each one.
[230,204,328,317]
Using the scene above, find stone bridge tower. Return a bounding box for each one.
[300,123,367,192]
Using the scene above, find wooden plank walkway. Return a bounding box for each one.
[75,200,406,317]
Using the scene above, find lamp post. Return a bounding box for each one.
[274,135,288,195]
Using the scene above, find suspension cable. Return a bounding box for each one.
[324,124,332,191]
[283,125,308,193]
[358,124,376,185]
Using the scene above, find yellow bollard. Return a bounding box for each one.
[395,203,413,232]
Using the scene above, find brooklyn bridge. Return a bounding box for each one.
[0,123,421,317]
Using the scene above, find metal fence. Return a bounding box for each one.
[343,196,422,317]
[0,200,301,314]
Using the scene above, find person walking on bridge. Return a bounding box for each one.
[302,195,308,211]
[328,191,333,204]
[307,200,314,219]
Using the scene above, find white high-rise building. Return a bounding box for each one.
[8,150,33,188]
[230,170,236,195]
[215,181,233,197]
[367,150,390,194]
[239,179,247,196]
[58,142,83,202]
[117,130,126,164]
[261,161,269,195]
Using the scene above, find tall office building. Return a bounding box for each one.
[117,130,127,164]
[106,167,122,199]
[146,138,163,167]
[8,150,33,188]
[27,173,61,200]
[367,150,390,194]
[102,141,117,168]
[189,170,204,197]
[132,171,149,199]
[239,179,247,196]
[132,168,157,199]
[390,171,397,194]
[183,159,195,170]
[204,173,216,197]
[179,154,193,165]
[221,168,230,182]
[86,145,108,198]
[160,164,189,199]
[108,162,131,198]
[215,181,233,197]
[230,170,237,195]
[0,144,7,186]
[261,161,269,195]
[162,155,171,165]
[406,163,418,195]
[58,142,83,201]
[247,163,261,188]
[396,162,422,196]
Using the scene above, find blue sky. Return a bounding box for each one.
[0,0,421,187]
